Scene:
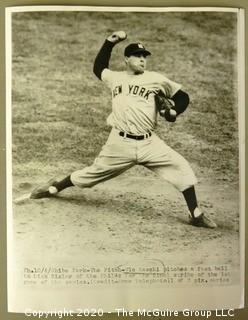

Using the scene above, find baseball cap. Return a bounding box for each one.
[124,43,151,57]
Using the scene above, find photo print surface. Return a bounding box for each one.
[6,6,245,312]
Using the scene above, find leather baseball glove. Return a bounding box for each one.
[154,90,177,122]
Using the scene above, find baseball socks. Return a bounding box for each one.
[182,186,217,228]
[182,186,201,217]
[50,175,74,194]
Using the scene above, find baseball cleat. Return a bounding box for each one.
[30,178,58,199]
[189,213,217,229]
[14,192,31,204]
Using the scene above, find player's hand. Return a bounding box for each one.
[107,31,127,44]
[154,90,177,122]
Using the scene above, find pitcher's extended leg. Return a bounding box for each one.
[31,129,136,199]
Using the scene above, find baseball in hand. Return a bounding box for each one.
[116,31,127,40]
[170,109,177,117]
[108,31,127,43]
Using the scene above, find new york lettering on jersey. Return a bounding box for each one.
[112,84,153,100]
[104,70,181,100]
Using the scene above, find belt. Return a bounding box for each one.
[119,131,152,140]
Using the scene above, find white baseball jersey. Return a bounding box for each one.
[101,69,181,135]
[71,67,196,192]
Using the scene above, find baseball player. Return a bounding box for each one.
[30,31,217,229]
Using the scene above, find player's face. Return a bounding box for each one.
[125,53,147,74]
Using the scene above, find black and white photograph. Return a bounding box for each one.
[6,6,244,312]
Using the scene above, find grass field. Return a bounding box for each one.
[12,11,238,182]
[9,11,241,305]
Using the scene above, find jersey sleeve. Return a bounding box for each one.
[156,72,182,98]
[101,69,117,88]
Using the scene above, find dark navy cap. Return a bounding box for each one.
[124,43,151,57]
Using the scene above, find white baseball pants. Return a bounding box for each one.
[71,128,197,192]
